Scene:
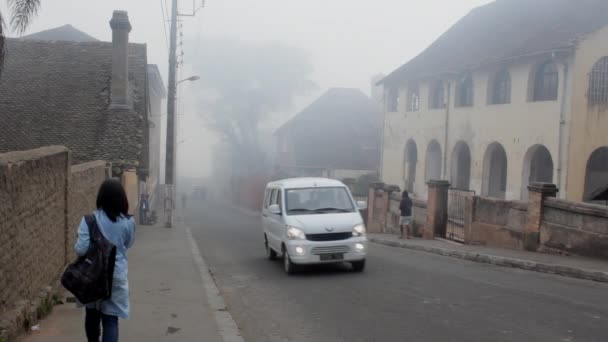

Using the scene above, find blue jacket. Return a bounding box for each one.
[74,210,136,318]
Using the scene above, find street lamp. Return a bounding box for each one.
[177,75,200,85]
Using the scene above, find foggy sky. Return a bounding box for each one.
[2,0,492,178]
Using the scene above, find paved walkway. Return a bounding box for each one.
[18,218,238,342]
[369,234,608,283]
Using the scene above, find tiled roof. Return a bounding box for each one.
[0,38,149,172]
[21,25,100,42]
[381,0,608,85]
[276,88,380,170]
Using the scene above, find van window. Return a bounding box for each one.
[284,187,355,215]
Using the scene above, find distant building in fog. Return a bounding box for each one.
[378,0,608,203]
[274,88,381,180]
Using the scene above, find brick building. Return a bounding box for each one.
[0,11,165,181]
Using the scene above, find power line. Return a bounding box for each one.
[160,0,169,50]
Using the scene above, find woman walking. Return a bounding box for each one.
[74,179,136,342]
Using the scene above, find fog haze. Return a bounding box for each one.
[2,0,492,178]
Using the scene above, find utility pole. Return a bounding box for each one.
[164,0,179,228]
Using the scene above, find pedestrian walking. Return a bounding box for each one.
[74,179,136,342]
[399,190,413,239]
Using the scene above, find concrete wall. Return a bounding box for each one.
[0,147,108,339]
[566,26,608,201]
[382,55,570,201]
[541,198,608,259]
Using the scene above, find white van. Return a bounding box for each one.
[262,178,368,274]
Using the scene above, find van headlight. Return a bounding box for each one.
[286,226,306,240]
[352,224,366,237]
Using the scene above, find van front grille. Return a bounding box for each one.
[311,246,350,255]
[306,232,353,241]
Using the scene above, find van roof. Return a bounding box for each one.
[267,177,346,189]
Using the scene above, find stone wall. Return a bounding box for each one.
[0,147,70,317]
[466,196,527,250]
[541,198,608,259]
[0,147,108,340]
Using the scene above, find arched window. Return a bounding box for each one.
[407,86,420,112]
[429,80,446,109]
[589,57,608,105]
[492,70,511,105]
[533,61,559,101]
[457,74,474,107]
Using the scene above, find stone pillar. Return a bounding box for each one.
[424,180,450,239]
[367,182,384,233]
[524,182,558,251]
[109,10,132,108]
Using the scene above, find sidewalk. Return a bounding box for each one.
[18,219,240,342]
[369,233,608,283]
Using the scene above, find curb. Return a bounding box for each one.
[370,237,608,283]
[185,225,244,342]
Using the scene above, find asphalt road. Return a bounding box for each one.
[185,201,608,342]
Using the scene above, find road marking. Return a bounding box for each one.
[185,225,245,342]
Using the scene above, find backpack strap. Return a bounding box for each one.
[84,214,101,243]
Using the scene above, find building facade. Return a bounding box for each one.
[379,0,608,203]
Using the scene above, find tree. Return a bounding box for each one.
[190,37,316,172]
[0,0,41,76]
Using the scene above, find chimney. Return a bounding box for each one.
[109,10,132,108]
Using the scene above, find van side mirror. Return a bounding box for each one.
[269,204,282,215]
[356,201,367,210]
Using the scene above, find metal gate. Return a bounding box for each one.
[446,189,475,242]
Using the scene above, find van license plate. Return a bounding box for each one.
[320,253,344,261]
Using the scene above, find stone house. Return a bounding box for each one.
[274,88,381,181]
[0,11,166,210]
[378,0,608,203]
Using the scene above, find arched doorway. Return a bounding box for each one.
[425,140,442,182]
[450,141,472,190]
[521,145,554,200]
[403,140,418,192]
[482,143,508,199]
[584,147,608,204]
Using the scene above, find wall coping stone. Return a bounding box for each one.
[427,180,450,188]
[528,182,559,194]
[71,160,107,173]
[544,197,608,219]
[0,146,68,165]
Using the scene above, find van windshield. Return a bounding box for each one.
[285,187,355,215]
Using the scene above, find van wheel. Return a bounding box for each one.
[283,249,298,275]
[265,238,277,260]
[351,260,366,272]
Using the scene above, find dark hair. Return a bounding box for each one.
[96,179,129,222]
[402,190,409,198]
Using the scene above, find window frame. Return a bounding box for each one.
[429,80,446,109]
[533,61,559,102]
[589,56,608,105]
[457,74,474,107]
[492,69,511,105]
[407,86,420,112]
[387,86,399,112]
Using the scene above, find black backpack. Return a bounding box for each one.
[61,214,117,304]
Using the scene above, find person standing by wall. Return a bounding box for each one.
[399,190,413,239]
